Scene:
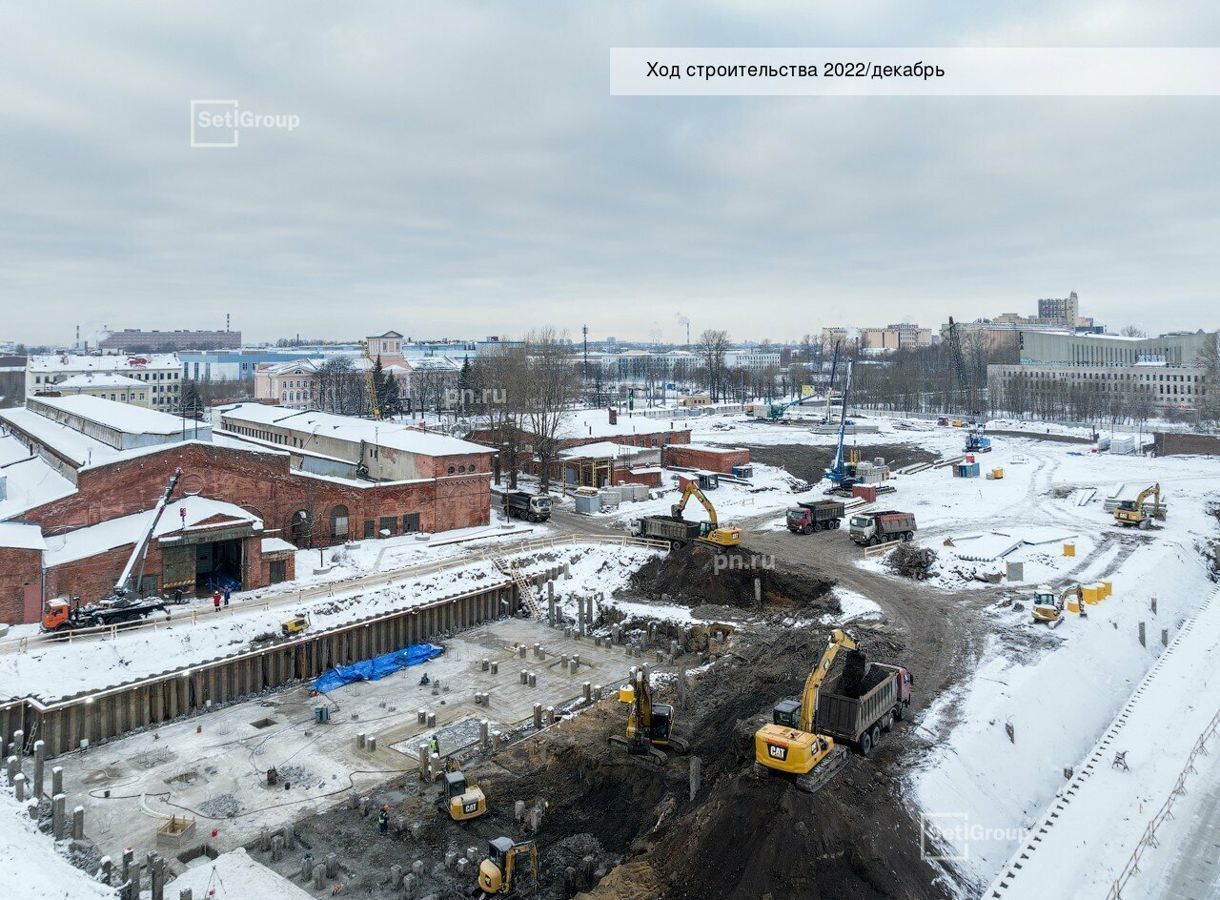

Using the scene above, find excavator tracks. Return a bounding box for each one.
[794,746,850,794]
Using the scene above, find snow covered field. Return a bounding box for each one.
[0,787,115,899]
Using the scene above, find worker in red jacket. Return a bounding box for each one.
[213,591,222,611]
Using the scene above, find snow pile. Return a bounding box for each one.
[169,848,313,900]
[0,788,115,899]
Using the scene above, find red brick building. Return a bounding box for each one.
[0,439,492,625]
[662,443,751,475]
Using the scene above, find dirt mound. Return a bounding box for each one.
[744,442,938,485]
[627,544,838,613]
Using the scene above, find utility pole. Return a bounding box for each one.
[582,324,588,385]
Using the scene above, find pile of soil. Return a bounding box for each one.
[743,442,939,486]
[627,544,838,613]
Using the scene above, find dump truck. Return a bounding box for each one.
[501,491,552,523]
[848,510,916,546]
[627,515,703,549]
[786,500,846,534]
[815,661,913,756]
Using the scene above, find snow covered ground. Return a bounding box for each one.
[0,787,115,899]
[901,435,1220,891]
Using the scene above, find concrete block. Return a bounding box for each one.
[72,805,84,841]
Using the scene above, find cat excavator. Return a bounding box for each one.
[440,761,488,822]
[608,667,688,765]
[1031,584,1086,629]
[671,481,742,549]
[1114,483,1164,529]
[476,837,538,897]
[754,628,856,793]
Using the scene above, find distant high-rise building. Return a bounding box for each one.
[1037,292,1080,327]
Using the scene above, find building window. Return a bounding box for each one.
[447,465,456,475]
[269,560,287,584]
[403,513,420,533]
[363,519,375,539]
[330,505,349,540]
[379,516,397,537]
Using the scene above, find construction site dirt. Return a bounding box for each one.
[742,442,940,487]
[235,532,984,900]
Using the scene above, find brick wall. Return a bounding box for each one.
[1153,432,1220,456]
[662,444,750,474]
[0,547,40,624]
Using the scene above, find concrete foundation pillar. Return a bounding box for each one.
[357,732,366,750]
[480,720,490,751]
[690,755,702,801]
[528,671,537,688]
[583,682,592,704]
[1139,621,1146,647]
[52,766,63,797]
[271,835,284,862]
[13,773,26,802]
[518,645,526,659]
[1162,628,1169,647]
[571,655,580,675]
[402,873,416,899]
[121,848,134,885]
[490,662,498,675]
[426,712,436,728]
[72,805,84,840]
[481,658,489,671]
[515,800,526,821]
[593,684,602,701]
[520,669,528,685]
[418,744,429,779]
[33,741,45,798]
[545,706,555,725]
[284,822,296,850]
[180,890,193,900]
[52,793,66,839]
[313,864,326,890]
[367,736,377,753]
[533,704,543,729]
[417,709,427,724]
[326,853,339,878]
[99,857,112,886]
[150,854,166,900]
[391,864,402,888]
[5,755,16,784]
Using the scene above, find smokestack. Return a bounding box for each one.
[608,408,618,426]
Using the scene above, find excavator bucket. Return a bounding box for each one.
[794,746,849,794]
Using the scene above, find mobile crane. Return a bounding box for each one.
[1031,584,1087,629]
[824,359,858,491]
[476,837,539,897]
[754,628,857,793]
[358,339,382,420]
[1114,483,1164,529]
[41,469,182,633]
[608,667,689,765]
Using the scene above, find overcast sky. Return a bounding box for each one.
[1,1,1218,346]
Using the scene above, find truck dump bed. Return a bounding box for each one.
[796,500,845,518]
[639,516,702,541]
[815,664,899,743]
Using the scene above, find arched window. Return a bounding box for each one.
[330,505,350,541]
[290,510,312,547]
[447,465,456,475]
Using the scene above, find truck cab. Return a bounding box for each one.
[526,495,552,521]
[848,514,878,544]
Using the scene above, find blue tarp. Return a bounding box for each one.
[313,642,445,694]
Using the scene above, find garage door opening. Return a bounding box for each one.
[195,538,243,594]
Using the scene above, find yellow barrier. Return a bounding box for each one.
[1100,579,1113,598]
[1082,583,1102,605]
[1063,542,1076,557]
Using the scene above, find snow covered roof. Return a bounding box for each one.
[27,353,179,371]
[55,372,147,389]
[0,405,120,467]
[30,395,187,436]
[671,442,748,453]
[559,441,656,460]
[261,537,296,554]
[0,522,45,551]
[44,496,262,568]
[557,410,688,440]
[0,435,76,518]
[220,403,491,457]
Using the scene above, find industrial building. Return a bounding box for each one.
[820,323,933,354]
[26,353,182,412]
[99,328,242,353]
[0,398,495,624]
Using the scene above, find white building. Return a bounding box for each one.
[52,373,152,407]
[27,353,181,412]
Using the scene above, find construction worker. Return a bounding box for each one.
[378,805,389,834]
[429,735,440,756]
[223,587,231,607]
[173,588,183,605]
[213,591,221,612]
[419,672,430,686]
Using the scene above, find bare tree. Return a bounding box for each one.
[473,344,529,489]
[523,328,580,494]
[696,329,730,401]
[1120,325,1148,338]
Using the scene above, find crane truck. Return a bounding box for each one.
[41,468,182,633]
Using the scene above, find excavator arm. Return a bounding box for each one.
[671,481,718,528]
[799,628,857,733]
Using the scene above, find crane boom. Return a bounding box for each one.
[828,359,854,483]
[115,467,182,598]
[823,340,841,424]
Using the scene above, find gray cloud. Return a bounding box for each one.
[0,1,1217,345]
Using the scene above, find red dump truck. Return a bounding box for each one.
[786,500,845,534]
[848,510,916,546]
[815,662,913,756]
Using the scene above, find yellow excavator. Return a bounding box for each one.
[1114,483,1164,529]
[671,480,742,549]
[1031,584,1086,629]
[754,628,856,793]
[476,837,538,897]
[608,667,689,764]
[440,763,488,822]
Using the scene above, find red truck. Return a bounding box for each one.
[848,510,916,546]
[786,500,845,534]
